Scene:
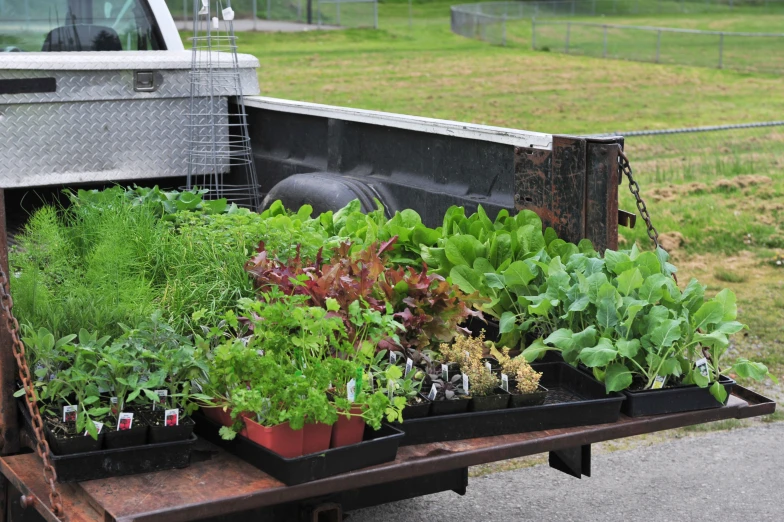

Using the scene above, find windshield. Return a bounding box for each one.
[0,0,164,52]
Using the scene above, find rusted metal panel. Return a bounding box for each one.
[585,141,620,252]
[515,136,587,245]
[0,387,770,522]
[0,190,19,457]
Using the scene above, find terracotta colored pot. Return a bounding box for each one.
[330,406,365,448]
[243,417,304,458]
[302,422,333,455]
[201,406,233,427]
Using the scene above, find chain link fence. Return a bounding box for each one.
[451,0,784,70]
[166,0,378,28]
[604,122,784,183]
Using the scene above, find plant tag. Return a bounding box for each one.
[405,358,413,377]
[387,383,394,400]
[212,16,219,29]
[485,361,492,372]
[110,396,119,415]
[652,375,667,390]
[464,350,470,362]
[441,364,448,381]
[63,405,77,423]
[696,357,710,377]
[501,373,509,392]
[462,373,469,394]
[153,389,167,410]
[165,409,180,427]
[368,373,374,391]
[118,412,134,431]
[261,398,271,416]
[390,351,397,364]
[347,378,356,403]
[222,7,234,20]
[427,384,437,401]
[198,6,208,15]
[256,349,264,356]
[85,421,103,436]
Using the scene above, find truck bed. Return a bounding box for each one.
[0,385,774,522]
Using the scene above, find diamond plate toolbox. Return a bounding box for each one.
[0,51,260,189]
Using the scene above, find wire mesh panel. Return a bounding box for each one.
[187,0,261,209]
[316,0,377,28]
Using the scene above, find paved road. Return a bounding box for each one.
[350,423,784,522]
[173,19,340,32]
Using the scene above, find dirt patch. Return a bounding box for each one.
[715,175,772,192]
[650,187,678,202]
[658,231,686,254]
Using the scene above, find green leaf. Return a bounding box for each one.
[716,321,746,335]
[680,278,705,314]
[692,368,710,388]
[572,326,598,349]
[499,311,517,334]
[616,268,644,296]
[714,288,738,321]
[616,339,640,359]
[650,318,682,347]
[659,357,683,378]
[633,251,662,278]
[731,359,775,383]
[521,338,550,362]
[503,261,535,289]
[579,338,617,368]
[693,301,724,330]
[450,266,482,295]
[604,250,633,275]
[605,363,633,392]
[473,257,495,275]
[445,235,485,268]
[484,273,506,290]
[544,328,574,350]
[710,381,728,404]
[596,284,620,330]
[527,297,552,316]
[544,227,559,246]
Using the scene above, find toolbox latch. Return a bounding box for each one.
[134,71,157,92]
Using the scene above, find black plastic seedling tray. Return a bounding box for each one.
[50,434,196,483]
[192,412,405,486]
[621,375,735,417]
[398,362,624,446]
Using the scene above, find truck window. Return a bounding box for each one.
[0,0,164,52]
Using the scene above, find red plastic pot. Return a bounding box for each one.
[201,406,232,427]
[244,417,304,458]
[302,422,332,455]
[330,406,365,448]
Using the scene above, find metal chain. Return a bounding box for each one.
[0,268,64,519]
[618,147,660,250]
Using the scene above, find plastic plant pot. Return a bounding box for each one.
[469,387,511,412]
[104,425,148,449]
[401,394,431,420]
[45,421,104,455]
[244,417,304,458]
[302,422,333,455]
[508,384,549,408]
[201,406,233,427]
[330,406,365,448]
[143,410,196,444]
[429,396,470,416]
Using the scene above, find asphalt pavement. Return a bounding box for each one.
[173,19,339,32]
[349,423,784,522]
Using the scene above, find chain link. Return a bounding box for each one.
[618,147,660,250]
[0,268,64,519]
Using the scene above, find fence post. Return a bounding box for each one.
[374,0,378,29]
[603,24,608,58]
[656,29,661,63]
[337,0,341,25]
[532,18,537,49]
[298,0,302,22]
[565,22,571,53]
[571,0,575,16]
[183,0,187,23]
[592,0,596,15]
[408,0,412,30]
[266,0,271,22]
[317,0,321,27]
[718,32,724,69]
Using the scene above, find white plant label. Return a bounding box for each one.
[462,373,469,394]
[485,361,492,372]
[696,357,710,378]
[63,405,77,423]
[405,358,414,377]
[390,351,397,364]
[388,384,394,401]
[199,0,208,15]
[212,16,219,29]
[347,378,356,403]
[652,375,667,390]
[165,409,180,427]
[222,7,235,20]
[441,364,449,381]
[464,350,470,362]
[153,389,167,410]
[369,373,374,391]
[427,384,437,401]
[257,349,265,356]
[501,373,509,392]
[118,412,134,431]
[85,421,103,436]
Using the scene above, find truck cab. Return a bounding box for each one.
[0,0,182,52]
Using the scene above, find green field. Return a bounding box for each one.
[202,2,784,392]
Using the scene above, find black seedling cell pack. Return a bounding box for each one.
[621,375,735,417]
[192,412,404,486]
[398,362,624,446]
[50,434,196,483]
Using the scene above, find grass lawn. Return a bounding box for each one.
[201,2,784,393]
